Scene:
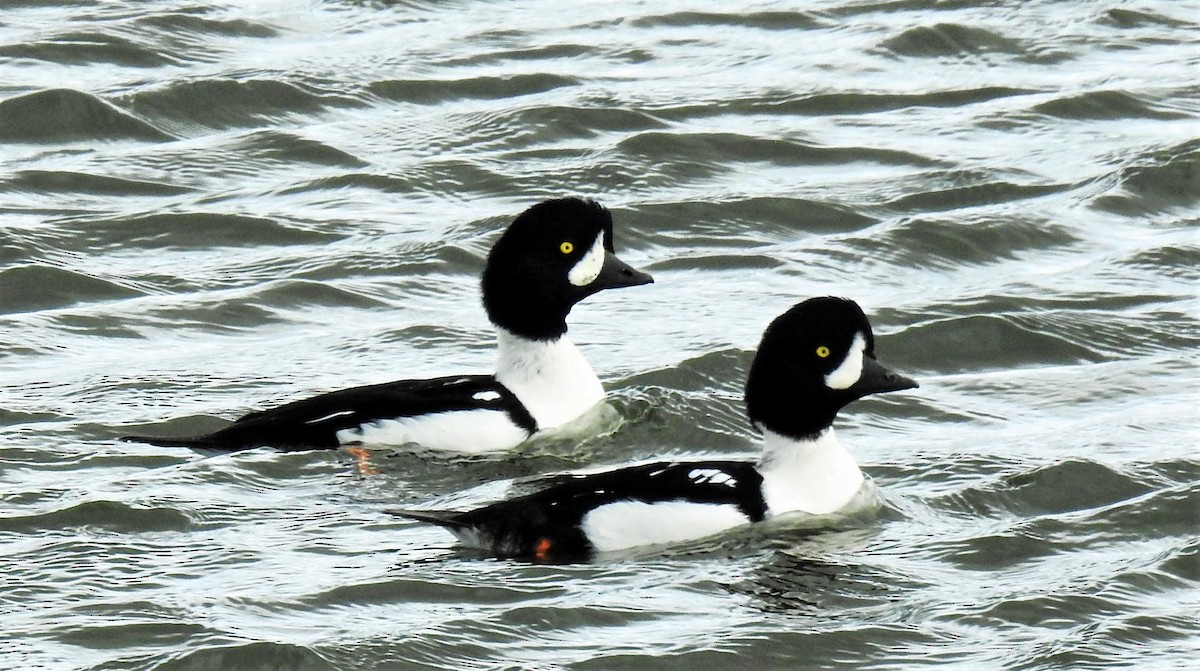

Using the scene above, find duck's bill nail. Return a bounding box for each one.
[591,251,654,291]
[849,356,918,396]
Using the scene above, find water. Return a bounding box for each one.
[1,0,1198,668]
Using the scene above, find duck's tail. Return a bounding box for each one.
[387,509,469,530]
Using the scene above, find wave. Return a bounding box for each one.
[1118,244,1200,280]
[631,197,878,248]
[940,459,1154,518]
[617,131,934,168]
[147,641,330,671]
[880,23,1026,58]
[0,265,143,314]
[63,212,344,250]
[0,29,175,68]
[1033,89,1189,120]
[368,74,579,104]
[858,213,1078,267]
[885,176,1073,212]
[1093,139,1200,215]
[131,11,281,40]
[4,170,192,197]
[631,10,824,30]
[0,89,172,143]
[0,499,191,533]
[120,78,365,133]
[646,87,1037,126]
[888,314,1104,372]
[1101,8,1198,29]
[233,130,370,168]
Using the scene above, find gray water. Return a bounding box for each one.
[2,1,1198,669]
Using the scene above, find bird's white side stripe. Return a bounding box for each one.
[581,500,750,552]
[335,409,529,453]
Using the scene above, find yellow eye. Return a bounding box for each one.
[816,346,831,358]
[560,241,574,254]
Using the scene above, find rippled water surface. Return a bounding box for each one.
[2,1,1198,669]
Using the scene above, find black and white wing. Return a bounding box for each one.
[123,374,536,451]
[393,460,766,559]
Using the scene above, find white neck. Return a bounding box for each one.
[757,428,865,516]
[494,328,604,431]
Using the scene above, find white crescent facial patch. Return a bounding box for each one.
[824,332,866,390]
[567,234,606,287]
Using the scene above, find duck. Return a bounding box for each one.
[392,296,917,559]
[122,197,653,453]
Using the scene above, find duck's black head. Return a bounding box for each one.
[481,198,653,340]
[745,296,917,440]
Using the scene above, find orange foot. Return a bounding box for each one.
[346,446,379,476]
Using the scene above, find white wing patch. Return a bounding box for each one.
[688,468,738,487]
[334,409,529,453]
[567,234,606,287]
[581,500,750,552]
[824,332,866,390]
[472,390,502,402]
[305,410,356,425]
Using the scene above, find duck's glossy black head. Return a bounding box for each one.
[745,296,917,440]
[481,198,653,340]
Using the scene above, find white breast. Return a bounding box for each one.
[334,408,529,453]
[581,500,751,552]
[757,428,865,516]
[494,329,604,430]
